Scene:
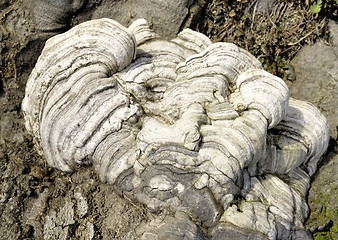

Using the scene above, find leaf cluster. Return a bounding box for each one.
[310,0,338,18]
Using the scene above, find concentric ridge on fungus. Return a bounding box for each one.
[22,18,330,240]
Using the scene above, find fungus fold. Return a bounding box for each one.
[22,18,330,240]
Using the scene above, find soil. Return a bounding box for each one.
[0,0,337,239]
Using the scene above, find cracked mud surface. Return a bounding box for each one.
[0,0,337,239]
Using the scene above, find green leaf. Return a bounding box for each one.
[310,0,322,13]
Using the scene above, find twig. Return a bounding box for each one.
[287,29,315,46]
[265,0,276,33]
[250,0,258,34]
[245,0,257,14]
[277,2,288,23]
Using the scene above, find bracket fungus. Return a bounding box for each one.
[22,18,330,239]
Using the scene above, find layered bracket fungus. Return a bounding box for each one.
[22,18,330,240]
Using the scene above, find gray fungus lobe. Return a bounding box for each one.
[22,18,330,239]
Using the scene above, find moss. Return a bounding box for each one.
[308,190,338,240]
